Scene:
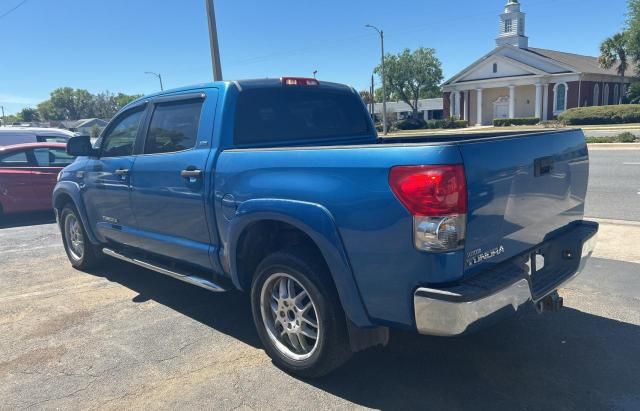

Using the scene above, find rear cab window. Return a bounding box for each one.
[234,86,373,147]
[143,99,203,155]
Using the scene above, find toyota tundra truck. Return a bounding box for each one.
[55,77,598,377]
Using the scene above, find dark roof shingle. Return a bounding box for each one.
[526,47,630,76]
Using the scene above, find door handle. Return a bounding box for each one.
[114,168,129,176]
[181,169,202,178]
[534,156,554,177]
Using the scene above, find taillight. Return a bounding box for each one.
[281,77,320,86]
[389,165,467,252]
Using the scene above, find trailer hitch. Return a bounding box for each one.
[535,291,564,313]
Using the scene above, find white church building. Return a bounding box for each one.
[442,0,631,125]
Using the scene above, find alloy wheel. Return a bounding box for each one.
[260,272,320,361]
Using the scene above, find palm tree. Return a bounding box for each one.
[599,32,629,104]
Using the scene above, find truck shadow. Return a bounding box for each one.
[88,260,262,348]
[87,261,638,410]
[310,308,640,410]
[0,211,56,229]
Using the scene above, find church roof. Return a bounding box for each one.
[525,47,627,76]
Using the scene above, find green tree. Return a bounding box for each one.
[374,47,443,119]
[113,93,142,112]
[17,107,40,122]
[627,0,640,67]
[37,100,64,120]
[626,81,640,103]
[47,87,94,119]
[90,124,102,139]
[599,32,629,104]
[359,90,373,104]
[2,114,19,125]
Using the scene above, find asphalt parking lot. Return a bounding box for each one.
[1,148,639,410]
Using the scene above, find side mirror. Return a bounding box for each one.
[66,135,97,157]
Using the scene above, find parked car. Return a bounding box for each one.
[0,143,75,218]
[0,127,74,147]
[54,78,598,377]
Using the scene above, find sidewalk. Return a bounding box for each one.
[589,218,640,264]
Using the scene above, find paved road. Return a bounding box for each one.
[586,148,640,221]
[0,219,639,410]
[1,148,639,410]
[582,129,640,138]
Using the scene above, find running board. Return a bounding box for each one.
[102,248,227,292]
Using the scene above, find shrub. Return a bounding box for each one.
[493,117,540,127]
[585,132,639,143]
[617,132,638,142]
[425,117,468,129]
[394,118,427,130]
[539,120,566,128]
[558,105,640,125]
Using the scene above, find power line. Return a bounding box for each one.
[0,0,28,20]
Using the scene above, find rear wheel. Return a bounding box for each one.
[60,205,102,270]
[251,250,352,378]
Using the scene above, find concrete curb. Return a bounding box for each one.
[587,143,640,149]
[589,217,640,227]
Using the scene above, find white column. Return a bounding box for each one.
[449,91,456,117]
[508,85,516,119]
[543,84,549,120]
[534,84,542,119]
[454,92,461,118]
[463,91,469,121]
[476,88,483,126]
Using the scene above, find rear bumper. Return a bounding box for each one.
[414,221,598,336]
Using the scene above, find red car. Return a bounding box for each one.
[0,143,75,217]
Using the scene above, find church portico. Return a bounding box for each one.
[442,0,631,126]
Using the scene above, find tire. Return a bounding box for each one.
[60,204,103,270]
[251,250,352,378]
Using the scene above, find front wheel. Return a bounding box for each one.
[60,205,103,270]
[251,250,352,378]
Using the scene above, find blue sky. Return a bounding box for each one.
[0,0,629,114]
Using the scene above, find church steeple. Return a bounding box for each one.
[496,0,528,48]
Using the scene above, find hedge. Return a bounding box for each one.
[493,117,540,127]
[425,118,468,129]
[392,117,468,130]
[395,118,427,130]
[558,105,640,125]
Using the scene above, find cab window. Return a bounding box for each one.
[101,108,145,157]
[33,148,75,167]
[0,150,30,167]
[143,100,203,155]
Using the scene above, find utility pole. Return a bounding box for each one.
[144,72,164,91]
[370,75,375,116]
[365,24,387,135]
[313,70,318,79]
[0,106,5,127]
[205,0,223,81]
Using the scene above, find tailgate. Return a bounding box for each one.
[460,130,589,275]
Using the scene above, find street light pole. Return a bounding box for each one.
[366,24,387,135]
[205,0,223,81]
[144,72,164,91]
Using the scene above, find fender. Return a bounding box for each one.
[225,198,373,328]
[52,181,100,245]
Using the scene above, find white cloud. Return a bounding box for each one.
[0,94,41,105]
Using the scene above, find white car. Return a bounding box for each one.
[0,127,75,147]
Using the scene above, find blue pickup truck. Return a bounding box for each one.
[55,77,598,377]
